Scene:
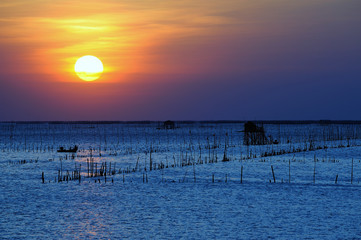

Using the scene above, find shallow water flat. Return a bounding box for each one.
[1,122,361,239]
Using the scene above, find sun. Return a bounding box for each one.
[74,55,104,81]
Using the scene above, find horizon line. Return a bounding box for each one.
[1,120,361,124]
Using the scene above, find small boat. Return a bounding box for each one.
[57,145,78,153]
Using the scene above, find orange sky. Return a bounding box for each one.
[1,0,361,120]
[1,0,256,83]
[1,0,348,80]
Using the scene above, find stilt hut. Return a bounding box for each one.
[163,120,175,129]
[243,121,268,145]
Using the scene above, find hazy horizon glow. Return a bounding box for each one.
[1,0,361,121]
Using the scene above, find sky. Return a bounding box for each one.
[0,0,360,121]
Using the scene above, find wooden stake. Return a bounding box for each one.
[86,158,88,177]
[289,159,291,183]
[313,155,316,184]
[351,158,354,184]
[271,165,276,183]
[241,166,243,184]
[79,164,81,183]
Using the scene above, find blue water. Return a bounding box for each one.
[1,122,361,239]
[2,181,361,239]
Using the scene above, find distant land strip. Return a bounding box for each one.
[2,120,361,125]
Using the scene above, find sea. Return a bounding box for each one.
[1,121,361,239]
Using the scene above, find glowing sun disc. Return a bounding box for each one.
[74,55,103,81]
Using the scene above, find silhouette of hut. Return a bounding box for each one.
[163,120,175,129]
[243,121,268,145]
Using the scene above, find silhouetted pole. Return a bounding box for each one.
[241,166,243,184]
[271,165,276,183]
[351,158,354,184]
[313,155,316,184]
[289,159,291,183]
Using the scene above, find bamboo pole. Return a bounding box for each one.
[351,158,354,184]
[289,159,291,183]
[241,166,243,184]
[313,155,316,184]
[271,165,276,183]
